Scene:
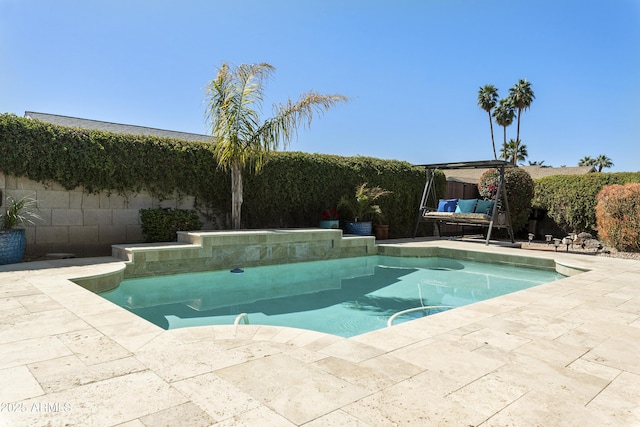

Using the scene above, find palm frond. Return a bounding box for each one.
[477,84,499,112]
[205,62,277,171]
[255,91,349,153]
[508,78,535,111]
[1,195,41,229]
[203,62,348,229]
[493,98,516,127]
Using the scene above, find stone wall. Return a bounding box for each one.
[71,229,375,292]
[1,173,198,258]
[109,229,376,280]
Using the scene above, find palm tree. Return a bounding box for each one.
[578,156,596,167]
[528,160,549,167]
[205,62,349,229]
[594,154,614,172]
[499,139,528,164]
[507,79,535,162]
[477,84,499,159]
[493,98,516,160]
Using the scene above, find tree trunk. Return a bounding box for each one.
[488,112,497,160]
[515,109,522,164]
[231,164,243,229]
[502,127,508,161]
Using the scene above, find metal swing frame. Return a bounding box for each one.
[412,160,515,245]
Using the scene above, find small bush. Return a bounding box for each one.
[140,208,203,242]
[478,167,534,232]
[595,183,640,252]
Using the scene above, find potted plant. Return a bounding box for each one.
[319,208,339,229]
[338,183,391,236]
[373,213,390,240]
[0,195,41,265]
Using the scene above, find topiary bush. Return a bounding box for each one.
[595,183,640,252]
[478,167,534,232]
[140,208,203,242]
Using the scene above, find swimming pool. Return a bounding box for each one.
[101,255,564,337]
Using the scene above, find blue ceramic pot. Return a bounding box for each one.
[343,221,372,236]
[0,229,26,265]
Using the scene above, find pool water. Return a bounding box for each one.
[101,256,564,337]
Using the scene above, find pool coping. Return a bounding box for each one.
[1,238,639,425]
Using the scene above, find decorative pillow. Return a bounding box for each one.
[474,199,495,215]
[455,199,477,214]
[437,198,458,212]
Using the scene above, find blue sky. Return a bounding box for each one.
[1,0,639,171]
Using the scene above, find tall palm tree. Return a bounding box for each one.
[477,84,499,159]
[493,98,516,161]
[594,154,614,172]
[507,79,535,162]
[205,62,349,229]
[499,139,528,164]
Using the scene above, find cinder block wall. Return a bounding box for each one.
[1,173,199,258]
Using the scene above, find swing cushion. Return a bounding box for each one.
[437,198,458,212]
[455,199,477,214]
[474,199,495,215]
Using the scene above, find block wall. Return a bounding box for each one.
[0,173,199,258]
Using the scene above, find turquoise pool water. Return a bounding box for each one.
[101,256,564,337]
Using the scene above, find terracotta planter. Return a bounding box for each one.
[373,224,389,240]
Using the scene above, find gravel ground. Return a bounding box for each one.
[523,240,640,261]
[596,248,640,260]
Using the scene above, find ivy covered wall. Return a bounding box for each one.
[0,113,441,256]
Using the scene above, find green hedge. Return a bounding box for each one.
[243,153,445,237]
[140,208,204,242]
[0,113,444,238]
[532,172,640,234]
[0,113,229,205]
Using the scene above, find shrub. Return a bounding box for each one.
[595,183,640,252]
[532,172,640,234]
[140,208,203,242]
[478,167,534,232]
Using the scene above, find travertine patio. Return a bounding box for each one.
[1,239,639,426]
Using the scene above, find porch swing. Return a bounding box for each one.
[412,160,515,245]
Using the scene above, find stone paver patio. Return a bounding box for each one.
[1,239,639,426]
